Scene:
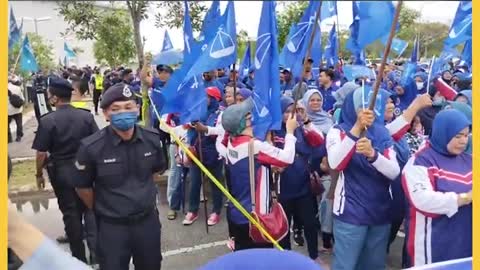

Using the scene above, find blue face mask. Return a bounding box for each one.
[110,111,138,131]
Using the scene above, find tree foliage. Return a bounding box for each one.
[276,1,309,49]
[56,1,100,40]
[93,11,136,67]
[155,1,208,33]
[8,33,55,74]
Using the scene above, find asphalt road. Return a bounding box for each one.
[8,101,404,270]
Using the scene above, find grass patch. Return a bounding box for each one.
[9,159,37,191]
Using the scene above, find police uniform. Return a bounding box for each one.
[31,77,99,263]
[73,83,167,270]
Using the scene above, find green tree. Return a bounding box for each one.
[397,6,421,41]
[8,33,55,74]
[276,1,309,49]
[155,1,208,33]
[415,22,450,59]
[236,29,250,63]
[93,10,136,67]
[56,1,100,40]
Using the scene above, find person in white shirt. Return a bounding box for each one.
[8,77,25,143]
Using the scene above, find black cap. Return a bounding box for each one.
[156,64,173,74]
[48,76,73,98]
[121,68,133,78]
[302,57,314,64]
[100,83,136,109]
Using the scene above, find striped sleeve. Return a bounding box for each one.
[303,124,325,146]
[255,134,297,167]
[326,127,356,171]
[386,116,410,141]
[370,147,400,180]
[434,77,458,101]
[402,158,459,218]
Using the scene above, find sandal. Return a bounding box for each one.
[167,210,177,220]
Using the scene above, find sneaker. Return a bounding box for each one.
[226,237,235,251]
[207,213,220,226]
[56,234,69,244]
[182,212,198,225]
[293,230,304,246]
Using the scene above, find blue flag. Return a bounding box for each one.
[410,36,419,63]
[282,1,321,77]
[346,1,361,54]
[356,1,395,50]
[342,65,374,81]
[9,7,21,49]
[198,0,221,42]
[252,1,281,140]
[240,42,251,78]
[20,36,39,72]
[380,36,408,56]
[324,23,338,68]
[431,48,460,76]
[462,39,472,66]
[361,85,386,123]
[162,30,174,52]
[444,1,472,48]
[184,1,237,80]
[321,1,338,22]
[154,0,206,124]
[64,42,76,58]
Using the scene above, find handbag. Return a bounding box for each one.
[8,90,24,108]
[310,170,326,196]
[248,139,289,244]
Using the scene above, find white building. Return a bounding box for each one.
[9,1,121,67]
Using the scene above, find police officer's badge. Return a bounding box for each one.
[394,107,401,117]
[123,85,133,98]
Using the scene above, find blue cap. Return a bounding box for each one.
[48,76,73,98]
[198,249,325,270]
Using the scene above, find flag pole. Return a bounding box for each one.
[12,36,25,72]
[365,1,403,113]
[292,1,323,116]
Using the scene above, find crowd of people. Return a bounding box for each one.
[7,52,472,270]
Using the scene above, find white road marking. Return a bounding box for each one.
[162,240,229,257]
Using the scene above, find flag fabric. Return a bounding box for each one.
[240,42,251,77]
[462,39,472,66]
[346,1,361,55]
[20,36,39,72]
[356,1,395,50]
[64,42,76,58]
[252,1,281,139]
[161,30,174,52]
[431,47,460,75]
[281,1,321,77]
[183,1,237,80]
[434,77,458,101]
[198,0,221,42]
[444,1,472,48]
[381,36,408,56]
[324,23,338,68]
[9,7,21,49]
[321,1,338,22]
[410,36,419,63]
[353,50,365,66]
[342,65,374,81]
[360,85,386,123]
[153,0,206,124]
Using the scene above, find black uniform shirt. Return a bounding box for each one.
[32,104,99,161]
[74,125,167,218]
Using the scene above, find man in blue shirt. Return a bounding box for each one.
[203,70,225,96]
[280,68,295,97]
[318,69,338,113]
[294,57,317,89]
[219,68,246,89]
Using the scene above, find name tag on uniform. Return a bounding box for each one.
[229,149,238,159]
[104,158,117,163]
[144,152,152,157]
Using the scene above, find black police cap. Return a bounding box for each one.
[48,76,73,98]
[100,83,136,109]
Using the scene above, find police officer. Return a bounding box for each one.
[73,83,167,270]
[32,77,99,263]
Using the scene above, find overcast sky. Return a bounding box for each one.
[142,1,460,54]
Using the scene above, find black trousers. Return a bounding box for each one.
[97,210,162,270]
[93,89,101,113]
[49,176,87,262]
[228,219,273,251]
[8,113,23,142]
[279,194,318,259]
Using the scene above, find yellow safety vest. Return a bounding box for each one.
[94,74,104,90]
[71,101,88,110]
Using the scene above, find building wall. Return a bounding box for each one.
[9,1,102,68]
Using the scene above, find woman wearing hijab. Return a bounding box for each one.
[402,109,472,267]
[272,96,325,261]
[413,72,428,94]
[302,89,335,252]
[441,70,453,86]
[327,89,401,270]
[444,102,472,155]
[183,87,224,226]
[235,88,252,103]
[454,90,472,106]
